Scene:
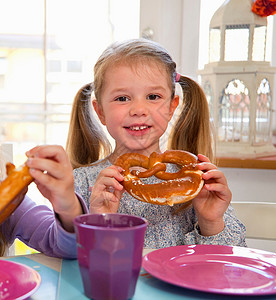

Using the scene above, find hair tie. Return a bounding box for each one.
[175,73,181,82]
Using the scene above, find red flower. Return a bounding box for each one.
[252,0,276,17]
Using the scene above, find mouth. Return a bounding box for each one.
[124,125,151,135]
[127,125,150,131]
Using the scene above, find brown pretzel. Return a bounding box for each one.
[115,150,203,206]
[0,162,34,224]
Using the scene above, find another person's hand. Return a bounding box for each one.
[89,165,124,214]
[26,145,82,232]
[193,154,232,236]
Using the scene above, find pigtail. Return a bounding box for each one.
[66,83,112,169]
[169,75,214,163]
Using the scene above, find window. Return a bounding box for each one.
[218,79,250,143]
[253,25,267,61]
[0,0,140,162]
[48,60,62,72]
[209,27,221,63]
[224,25,250,61]
[255,78,272,143]
[199,0,226,70]
[67,60,82,73]
[0,0,139,203]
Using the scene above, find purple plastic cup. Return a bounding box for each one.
[74,213,147,300]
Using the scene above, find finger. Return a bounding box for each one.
[25,145,42,157]
[29,168,55,187]
[197,154,210,163]
[114,187,124,200]
[95,177,124,193]
[102,191,120,203]
[197,162,217,172]
[204,183,232,200]
[103,179,124,192]
[108,195,121,203]
[202,169,227,185]
[114,165,124,173]
[26,145,67,164]
[27,157,68,180]
[91,191,119,205]
[98,167,124,182]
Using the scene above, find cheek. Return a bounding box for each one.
[154,103,173,121]
[105,113,117,127]
[104,109,125,133]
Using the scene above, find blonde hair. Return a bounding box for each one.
[66,38,214,168]
[66,83,112,169]
[169,75,214,162]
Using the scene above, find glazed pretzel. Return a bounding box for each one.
[0,162,33,224]
[115,150,204,206]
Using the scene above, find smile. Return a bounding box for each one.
[124,125,151,136]
[128,125,150,131]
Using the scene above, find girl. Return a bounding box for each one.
[0,145,88,257]
[67,38,246,249]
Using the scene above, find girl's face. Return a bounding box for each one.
[93,62,179,156]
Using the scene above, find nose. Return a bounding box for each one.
[129,98,148,116]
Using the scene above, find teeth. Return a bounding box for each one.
[130,126,148,131]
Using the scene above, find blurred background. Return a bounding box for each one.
[0,0,275,202]
[1,0,276,254]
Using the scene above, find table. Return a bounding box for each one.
[2,250,276,300]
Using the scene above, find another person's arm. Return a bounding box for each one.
[2,194,88,258]
[26,145,83,232]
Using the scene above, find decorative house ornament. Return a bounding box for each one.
[199,0,276,157]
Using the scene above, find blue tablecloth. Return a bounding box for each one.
[58,259,276,300]
[6,256,276,300]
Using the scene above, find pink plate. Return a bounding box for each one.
[0,260,41,300]
[142,244,276,295]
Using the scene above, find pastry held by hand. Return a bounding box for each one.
[0,162,33,224]
[115,150,204,206]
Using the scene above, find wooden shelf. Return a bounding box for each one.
[216,157,276,169]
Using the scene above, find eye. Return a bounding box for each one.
[147,94,160,101]
[115,96,130,102]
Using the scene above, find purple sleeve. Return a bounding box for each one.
[2,194,88,258]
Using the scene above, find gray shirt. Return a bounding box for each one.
[74,159,246,249]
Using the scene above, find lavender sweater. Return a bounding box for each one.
[1,194,88,258]
[74,159,247,249]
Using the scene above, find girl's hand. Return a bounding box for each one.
[193,154,232,236]
[26,145,82,232]
[90,165,124,214]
